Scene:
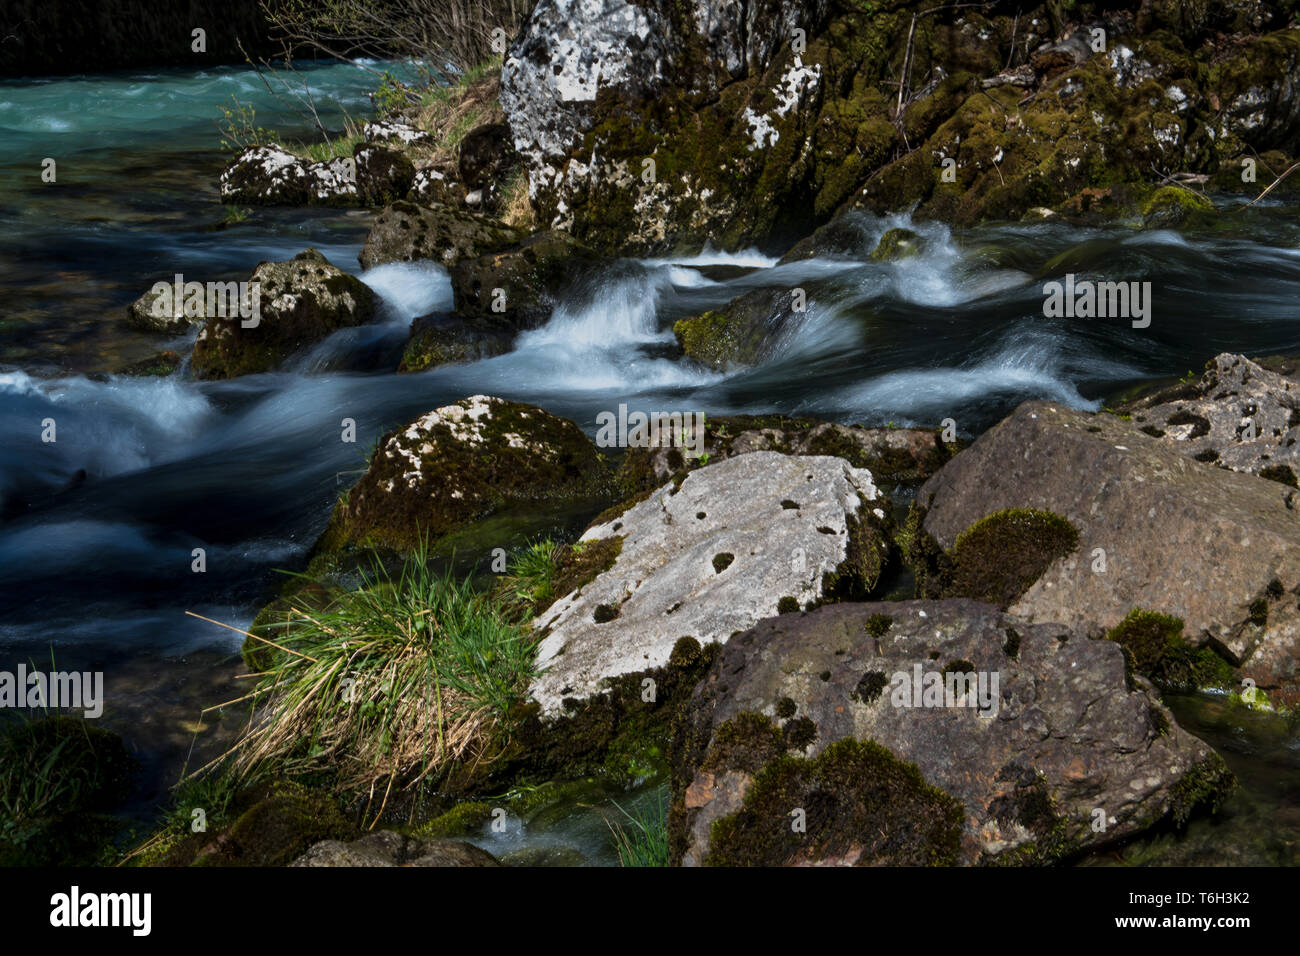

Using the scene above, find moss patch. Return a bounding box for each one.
[1103,608,1236,690]
[945,508,1079,608]
[699,722,965,866]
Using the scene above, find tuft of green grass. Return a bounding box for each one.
[498,538,561,618]
[224,542,538,816]
[606,789,670,867]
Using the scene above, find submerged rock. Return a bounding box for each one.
[358,200,521,270]
[317,395,610,556]
[673,285,819,369]
[190,249,376,380]
[913,400,1300,703]
[293,830,500,866]
[671,600,1232,866]
[527,451,892,717]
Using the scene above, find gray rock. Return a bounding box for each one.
[293,830,500,866]
[916,400,1300,702]
[673,599,1231,866]
[363,120,434,146]
[126,286,197,335]
[528,451,891,717]
[219,145,361,207]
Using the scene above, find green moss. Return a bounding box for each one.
[1167,753,1235,827]
[0,717,136,866]
[869,227,923,261]
[864,613,893,637]
[712,552,735,573]
[702,729,965,866]
[414,800,494,838]
[1104,608,1236,690]
[777,596,801,614]
[944,508,1078,608]
[213,781,354,867]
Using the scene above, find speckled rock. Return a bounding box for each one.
[292,830,500,866]
[219,145,360,206]
[1120,353,1300,485]
[528,451,892,717]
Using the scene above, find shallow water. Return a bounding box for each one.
[2,60,1299,864]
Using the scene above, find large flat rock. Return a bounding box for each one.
[916,400,1300,697]
[528,451,890,717]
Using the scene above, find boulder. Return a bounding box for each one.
[363,119,434,146]
[358,201,521,270]
[190,249,377,380]
[408,166,467,206]
[354,144,416,206]
[218,146,360,206]
[218,145,314,206]
[292,830,499,866]
[618,413,951,492]
[913,400,1300,702]
[671,600,1233,866]
[528,451,892,717]
[673,285,817,369]
[316,395,610,556]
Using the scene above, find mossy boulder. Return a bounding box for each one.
[398,313,516,372]
[190,249,377,379]
[0,717,136,866]
[673,284,826,369]
[354,144,416,206]
[316,395,611,557]
[293,829,500,866]
[358,200,521,270]
[869,227,924,261]
[1140,185,1215,229]
[670,600,1234,865]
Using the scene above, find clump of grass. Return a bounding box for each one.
[498,538,561,618]
[407,66,504,167]
[500,168,536,231]
[0,716,135,856]
[606,789,670,867]
[294,119,365,163]
[222,544,538,818]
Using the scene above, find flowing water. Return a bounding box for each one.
[2,61,1298,864]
